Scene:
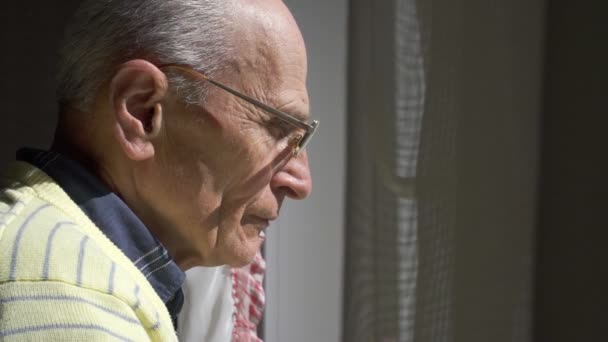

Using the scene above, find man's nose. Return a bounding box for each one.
[270,151,312,199]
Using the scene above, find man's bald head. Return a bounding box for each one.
[229,0,307,92]
[58,0,306,115]
[57,0,230,113]
[56,0,306,115]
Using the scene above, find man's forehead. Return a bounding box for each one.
[229,0,306,61]
[218,0,309,122]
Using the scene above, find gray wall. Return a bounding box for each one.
[264,0,347,342]
[535,1,608,341]
[441,1,544,340]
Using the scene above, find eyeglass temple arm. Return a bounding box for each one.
[161,65,315,131]
[206,78,319,153]
[206,78,316,131]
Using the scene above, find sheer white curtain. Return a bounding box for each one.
[343,0,544,341]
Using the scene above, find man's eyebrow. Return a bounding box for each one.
[288,109,310,122]
[274,104,310,123]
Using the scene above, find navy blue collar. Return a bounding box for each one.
[16,148,185,324]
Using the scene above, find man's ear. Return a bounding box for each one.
[109,59,168,161]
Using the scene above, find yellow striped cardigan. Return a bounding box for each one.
[0,162,177,341]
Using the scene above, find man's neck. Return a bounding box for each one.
[52,114,120,196]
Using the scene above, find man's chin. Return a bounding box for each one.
[223,238,263,268]
[226,253,258,268]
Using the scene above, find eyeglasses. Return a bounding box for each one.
[159,64,318,156]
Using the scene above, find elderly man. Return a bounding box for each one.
[0,0,314,340]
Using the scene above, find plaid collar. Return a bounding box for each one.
[16,148,185,325]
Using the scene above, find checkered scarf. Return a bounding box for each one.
[231,253,266,342]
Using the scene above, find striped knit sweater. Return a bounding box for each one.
[0,161,177,341]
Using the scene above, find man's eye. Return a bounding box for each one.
[266,119,293,139]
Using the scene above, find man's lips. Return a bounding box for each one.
[242,215,273,226]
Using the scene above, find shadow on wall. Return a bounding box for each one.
[0,2,81,165]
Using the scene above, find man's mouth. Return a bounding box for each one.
[255,220,269,239]
[241,215,272,239]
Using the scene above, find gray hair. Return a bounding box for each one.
[57,0,236,112]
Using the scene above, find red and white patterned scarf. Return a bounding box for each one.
[231,253,266,342]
